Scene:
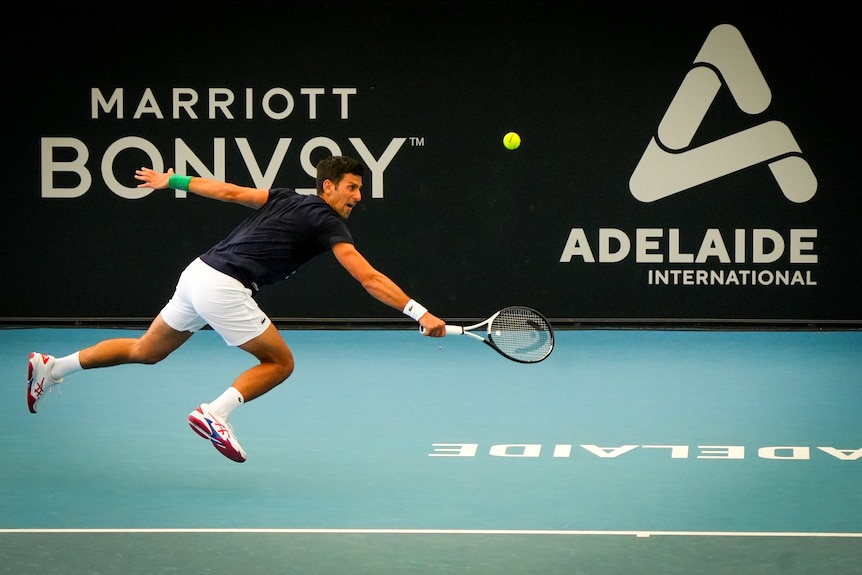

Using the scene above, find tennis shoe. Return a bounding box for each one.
[188,403,247,463]
[27,352,63,413]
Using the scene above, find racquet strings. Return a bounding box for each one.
[488,307,554,362]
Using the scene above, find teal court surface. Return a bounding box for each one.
[2,327,860,574]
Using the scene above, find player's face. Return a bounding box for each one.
[324,174,363,219]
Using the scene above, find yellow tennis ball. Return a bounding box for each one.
[503,131,521,150]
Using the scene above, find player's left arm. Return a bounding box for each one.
[331,242,445,336]
[134,167,268,208]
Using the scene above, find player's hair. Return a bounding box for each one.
[316,156,364,194]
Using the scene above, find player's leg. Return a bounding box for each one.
[79,314,194,368]
[233,323,295,401]
[187,324,293,463]
[27,314,193,414]
[185,261,294,462]
[28,259,206,414]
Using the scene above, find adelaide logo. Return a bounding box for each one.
[629,24,817,204]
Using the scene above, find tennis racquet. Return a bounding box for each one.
[421,306,554,363]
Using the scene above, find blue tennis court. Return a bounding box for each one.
[2,327,860,574]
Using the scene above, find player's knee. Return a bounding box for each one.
[276,355,295,382]
[131,342,171,365]
[243,336,294,382]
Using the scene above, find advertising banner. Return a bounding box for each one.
[4,2,859,325]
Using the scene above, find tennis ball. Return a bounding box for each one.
[503,131,521,150]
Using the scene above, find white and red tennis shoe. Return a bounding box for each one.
[188,403,247,463]
[27,352,63,413]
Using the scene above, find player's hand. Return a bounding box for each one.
[135,167,173,189]
[418,313,446,337]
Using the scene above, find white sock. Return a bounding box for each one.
[51,352,82,380]
[208,386,244,420]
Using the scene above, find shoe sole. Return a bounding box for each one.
[188,418,211,439]
[27,353,39,414]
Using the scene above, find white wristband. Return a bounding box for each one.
[403,299,428,321]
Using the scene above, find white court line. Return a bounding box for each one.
[1,529,861,538]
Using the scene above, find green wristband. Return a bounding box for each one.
[168,174,192,191]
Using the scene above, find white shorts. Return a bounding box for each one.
[160,258,271,347]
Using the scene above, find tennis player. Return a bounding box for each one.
[26,156,446,462]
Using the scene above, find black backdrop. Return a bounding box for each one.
[4,2,860,326]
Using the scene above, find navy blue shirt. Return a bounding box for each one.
[200,188,353,292]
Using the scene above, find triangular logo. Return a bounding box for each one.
[629,24,817,203]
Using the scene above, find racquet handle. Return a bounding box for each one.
[419,325,464,335]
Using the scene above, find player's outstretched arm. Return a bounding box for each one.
[134,167,268,208]
[332,242,446,337]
